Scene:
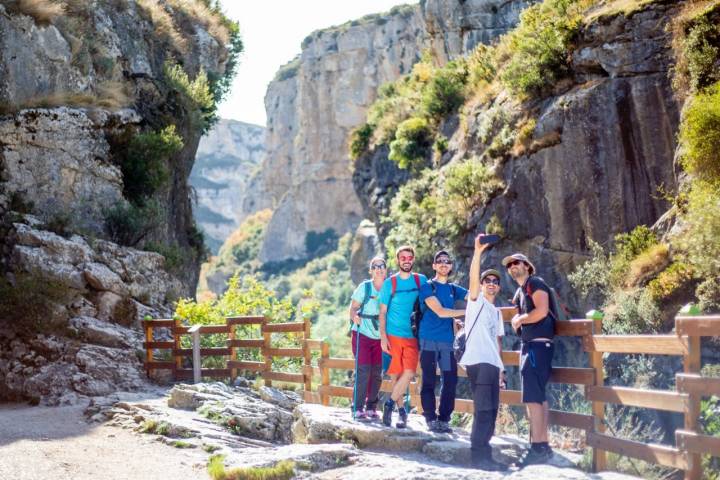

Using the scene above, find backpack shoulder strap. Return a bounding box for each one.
[361,280,372,311]
[391,274,398,295]
[412,273,421,290]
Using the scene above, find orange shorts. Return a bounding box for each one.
[386,334,419,375]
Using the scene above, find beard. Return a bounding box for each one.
[399,263,413,273]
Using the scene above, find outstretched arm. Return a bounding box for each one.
[468,234,489,301]
[424,296,465,318]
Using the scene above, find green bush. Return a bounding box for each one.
[499,0,586,98]
[444,159,504,216]
[679,82,720,186]
[104,199,162,247]
[677,182,720,278]
[675,8,720,93]
[421,61,467,118]
[164,62,216,133]
[144,241,185,275]
[120,125,183,203]
[349,123,374,160]
[388,117,433,170]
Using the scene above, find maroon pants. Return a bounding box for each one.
[351,330,382,365]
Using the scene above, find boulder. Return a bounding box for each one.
[83,262,129,295]
[68,316,135,348]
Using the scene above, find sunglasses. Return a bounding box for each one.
[435,259,453,265]
[398,255,414,262]
[370,263,386,270]
[506,260,524,268]
[483,278,500,285]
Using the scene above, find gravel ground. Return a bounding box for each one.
[0,403,210,480]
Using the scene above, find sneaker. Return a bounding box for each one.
[366,409,380,421]
[382,402,393,427]
[396,407,408,429]
[518,447,552,467]
[436,421,452,433]
[472,458,509,472]
[353,410,368,422]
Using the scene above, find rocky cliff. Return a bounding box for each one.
[250,0,532,262]
[190,119,265,254]
[353,0,682,314]
[0,0,237,404]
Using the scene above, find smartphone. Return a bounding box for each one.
[479,234,500,244]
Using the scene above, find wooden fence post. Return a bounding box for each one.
[303,316,312,394]
[321,340,330,406]
[229,318,237,381]
[145,320,153,374]
[680,303,702,480]
[173,317,182,381]
[262,317,272,387]
[587,309,607,472]
[189,325,201,384]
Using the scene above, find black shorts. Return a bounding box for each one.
[520,341,554,404]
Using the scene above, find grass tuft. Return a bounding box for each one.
[207,456,295,480]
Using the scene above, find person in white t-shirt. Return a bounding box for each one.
[458,233,507,472]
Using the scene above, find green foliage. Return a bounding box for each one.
[696,276,720,313]
[274,57,300,82]
[499,0,587,98]
[679,82,720,187]
[207,18,243,108]
[700,394,720,479]
[144,241,185,275]
[349,123,374,160]
[646,261,695,302]
[208,456,295,480]
[388,117,433,170]
[677,182,720,279]
[0,271,75,335]
[433,135,448,156]
[120,125,184,203]
[603,288,662,334]
[103,199,162,247]
[467,44,497,88]
[421,61,467,118]
[674,5,720,93]
[171,440,194,448]
[444,159,504,215]
[164,62,216,133]
[485,214,505,236]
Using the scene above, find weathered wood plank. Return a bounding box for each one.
[175,368,231,379]
[586,386,687,413]
[143,341,175,349]
[226,360,265,372]
[319,358,355,369]
[264,347,304,358]
[675,315,720,337]
[144,361,175,370]
[676,373,720,397]
[549,410,593,430]
[142,319,175,328]
[676,429,720,457]
[584,335,688,355]
[549,368,595,386]
[174,347,231,357]
[262,322,306,333]
[226,316,266,325]
[263,371,305,384]
[227,339,264,348]
[587,432,688,470]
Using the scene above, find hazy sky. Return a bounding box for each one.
[216,0,415,127]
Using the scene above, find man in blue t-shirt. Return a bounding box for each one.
[379,245,427,428]
[418,250,468,433]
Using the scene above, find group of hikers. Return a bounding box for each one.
[347,233,558,471]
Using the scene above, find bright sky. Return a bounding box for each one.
[216,0,416,127]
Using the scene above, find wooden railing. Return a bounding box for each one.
[143,307,720,479]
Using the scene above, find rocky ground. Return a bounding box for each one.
[0,382,643,479]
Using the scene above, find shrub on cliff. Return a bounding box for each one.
[348,123,374,160]
[679,82,720,187]
[0,272,75,335]
[119,125,184,204]
[673,3,720,93]
[164,63,216,133]
[104,199,162,247]
[388,117,433,170]
[421,61,467,119]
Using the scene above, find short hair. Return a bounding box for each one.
[395,245,415,259]
[368,256,385,268]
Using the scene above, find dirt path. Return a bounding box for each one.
[0,403,210,480]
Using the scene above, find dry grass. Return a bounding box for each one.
[4,0,65,25]
[137,0,189,53]
[167,0,230,45]
[626,243,670,288]
[584,0,660,23]
[0,81,131,115]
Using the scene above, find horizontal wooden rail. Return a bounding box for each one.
[584,335,688,355]
[556,320,593,337]
[142,319,175,328]
[144,361,175,370]
[500,389,522,405]
[175,325,229,335]
[226,360,266,372]
[174,347,231,357]
[587,432,688,470]
[676,429,720,457]
[227,316,266,325]
[675,315,720,336]
[175,368,232,379]
[549,367,595,386]
[227,339,264,348]
[304,339,324,349]
[319,357,355,369]
[264,371,305,384]
[303,365,322,377]
[549,410,594,431]
[143,341,175,349]
[265,347,304,358]
[501,350,520,365]
[262,322,305,333]
[586,386,687,413]
[676,373,720,397]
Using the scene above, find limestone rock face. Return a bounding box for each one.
[349,220,382,284]
[353,2,681,315]
[190,120,265,254]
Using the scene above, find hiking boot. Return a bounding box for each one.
[382,402,393,427]
[436,421,452,433]
[426,418,439,432]
[366,409,380,421]
[518,447,552,467]
[396,407,408,429]
[472,458,509,472]
[353,410,369,422]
